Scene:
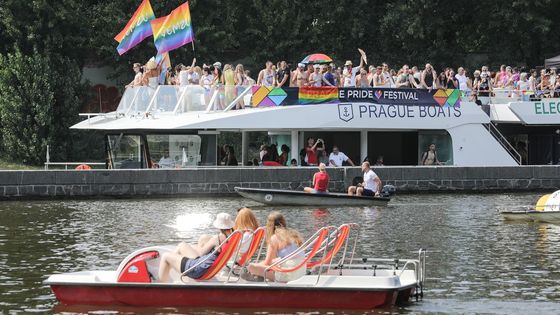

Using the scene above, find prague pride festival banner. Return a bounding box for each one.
[251,87,462,108]
[150,2,194,54]
[114,0,156,55]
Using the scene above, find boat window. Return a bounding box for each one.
[146,135,202,168]
[418,131,453,165]
[107,135,146,169]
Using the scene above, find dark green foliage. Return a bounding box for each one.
[0,51,84,164]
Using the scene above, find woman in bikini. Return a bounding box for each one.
[247,211,305,282]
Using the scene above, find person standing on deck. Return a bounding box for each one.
[347,162,381,197]
[342,49,366,87]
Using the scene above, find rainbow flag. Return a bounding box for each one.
[298,87,339,104]
[150,2,194,54]
[114,0,155,55]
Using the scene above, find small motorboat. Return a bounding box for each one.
[500,190,560,223]
[234,186,392,206]
[45,224,426,309]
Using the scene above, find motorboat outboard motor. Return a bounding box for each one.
[381,185,396,197]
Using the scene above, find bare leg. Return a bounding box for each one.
[247,262,275,281]
[356,187,364,196]
[158,252,184,283]
[176,242,202,258]
[303,187,313,193]
[347,186,357,196]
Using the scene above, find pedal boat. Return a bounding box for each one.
[234,187,391,206]
[45,224,425,309]
[500,190,560,223]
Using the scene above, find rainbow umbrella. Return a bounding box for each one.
[301,53,333,64]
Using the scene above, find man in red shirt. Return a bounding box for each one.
[304,163,329,194]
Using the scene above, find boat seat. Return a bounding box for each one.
[181,230,243,282]
[267,226,331,275]
[307,223,354,269]
[236,227,266,267]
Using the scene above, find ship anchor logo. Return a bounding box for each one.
[338,103,354,122]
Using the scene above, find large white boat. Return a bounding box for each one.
[72,85,560,168]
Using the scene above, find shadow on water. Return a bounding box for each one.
[2,193,560,314]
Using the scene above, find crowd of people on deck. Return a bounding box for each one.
[158,208,307,282]
[127,49,560,104]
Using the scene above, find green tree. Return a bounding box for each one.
[0,51,84,164]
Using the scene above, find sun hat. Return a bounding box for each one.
[344,60,352,66]
[213,212,234,230]
[298,63,305,68]
[213,61,222,69]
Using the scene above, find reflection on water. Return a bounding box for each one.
[1,193,560,314]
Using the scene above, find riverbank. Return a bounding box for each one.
[0,166,558,200]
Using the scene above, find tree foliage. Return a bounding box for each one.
[0,51,84,164]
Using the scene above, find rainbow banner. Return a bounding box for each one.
[114,0,156,55]
[298,86,339,104]
[150,2,194,54]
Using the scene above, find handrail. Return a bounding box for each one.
[484,123,522,164]
[172,86,189,115]
[223,86,253,112]
[144,85,162,115]
[205,89,219,113]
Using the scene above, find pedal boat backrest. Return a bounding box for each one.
[307,223,353,269]
[237,227,266,267]
[267,226,331,275]
[181,230,243,282]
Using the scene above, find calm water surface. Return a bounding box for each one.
[1,193,560,314]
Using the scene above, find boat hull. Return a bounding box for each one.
[50,283,414,309]
[501,210,560,223]
[234,187,390,206]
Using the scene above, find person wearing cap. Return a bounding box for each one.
[158,212,235,282]
[342,49,366,87]
[291,63,308,87]
[303,163,330,194]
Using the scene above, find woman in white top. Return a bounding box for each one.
[308,65,323,87]
[142,58,160,89]
[516,72,530,101]
[126,63,143,87]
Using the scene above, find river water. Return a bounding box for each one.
[1,193,560,314]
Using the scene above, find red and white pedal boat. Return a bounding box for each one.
[45,224,426,310]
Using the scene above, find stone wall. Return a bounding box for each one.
[0,166,559,200]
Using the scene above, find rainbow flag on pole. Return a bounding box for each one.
[150,2,194,54]
[114,0,155,55]
[298,87,339,104]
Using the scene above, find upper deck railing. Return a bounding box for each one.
[111,85,554,119]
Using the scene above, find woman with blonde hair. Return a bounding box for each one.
[234,64,246,109]
[222,64,236,106]
[247,211,305,282]
[234,207,260,256]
